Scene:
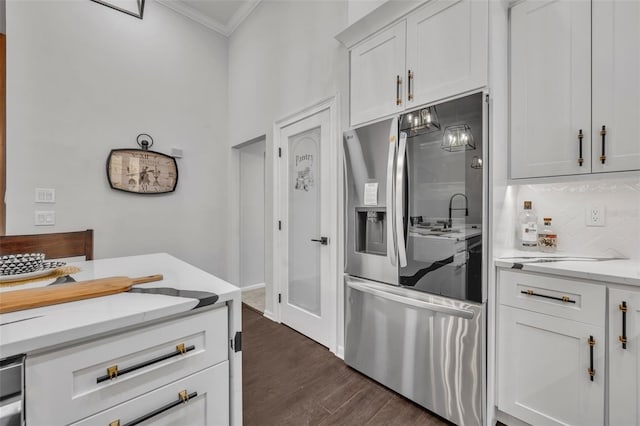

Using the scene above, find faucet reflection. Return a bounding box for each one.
[448,193,469,228]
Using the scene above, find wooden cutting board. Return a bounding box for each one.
[0,274,163,314]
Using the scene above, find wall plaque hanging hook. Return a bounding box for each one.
[136,133,154,151]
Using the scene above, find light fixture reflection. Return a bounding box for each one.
[441,124,475,152]
[471,156,483,169]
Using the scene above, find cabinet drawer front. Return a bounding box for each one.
[26,306,228,425]
[499,270,605,325]
[70,362,229,426]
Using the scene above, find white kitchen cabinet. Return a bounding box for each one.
[510,0,640,179]
[498,306,605,426]
[70,363,229,426]
[406,0,487,109]
[348,0,488,127]
[350,21,406,126]
[591,0,640,173]
[497,270,606,426]
[510,0,591,178]
[26,306,230,425]
[609,287,640,426]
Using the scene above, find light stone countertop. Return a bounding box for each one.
[495,252,640,286]
[0,253,240,358]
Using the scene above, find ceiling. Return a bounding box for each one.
[156,0,262,37]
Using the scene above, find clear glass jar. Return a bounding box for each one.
[537,217,557,253]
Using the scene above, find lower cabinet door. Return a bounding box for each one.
[70,362,229,426]
[609,288,640,426]
[498,306,604,425]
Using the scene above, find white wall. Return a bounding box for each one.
[347,0,386,26]
[227,1,349,319]
[6,0,231,278]
[238,138,266,287]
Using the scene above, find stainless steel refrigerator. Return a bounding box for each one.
[344,92,487,426]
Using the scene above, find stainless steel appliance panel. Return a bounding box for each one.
[344,118,398,285]
[345,277,483,426]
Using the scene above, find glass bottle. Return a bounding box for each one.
[538,217,558,253]
[518,201,538,251]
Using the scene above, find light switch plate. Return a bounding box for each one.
[586,205,605,227]
[34,211,55,226]
[35,188,55,203]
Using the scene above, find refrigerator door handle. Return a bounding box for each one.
[347,280,474,319]
[395,132,408,267]
[387,118,398,266]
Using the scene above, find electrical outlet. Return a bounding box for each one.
[34,211,55,226]
[586,205,605,227]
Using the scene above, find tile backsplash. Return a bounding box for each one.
[511,176,640,260]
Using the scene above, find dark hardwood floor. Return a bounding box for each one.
[242,304,450,425]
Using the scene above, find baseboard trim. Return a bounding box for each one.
[335,345,345,360]
[263,309,277,322]
[241,282,266,292]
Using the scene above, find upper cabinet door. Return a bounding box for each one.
[510,0,591,179]
[406,0,488,108]
[592,0,640,173]
[350,21,406,127]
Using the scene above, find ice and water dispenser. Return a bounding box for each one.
[355,207,386,255]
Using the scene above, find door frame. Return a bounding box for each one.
[272,95,340,355]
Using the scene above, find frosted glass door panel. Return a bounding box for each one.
[288,127,321,316]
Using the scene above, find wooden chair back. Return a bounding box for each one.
[0,229,94,260]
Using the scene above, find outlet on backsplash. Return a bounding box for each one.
[586,205,606,227]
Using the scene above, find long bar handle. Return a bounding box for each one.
[387,118,398,266]
[407,70,414,101]
[396,75,402,106]
[600,125,607,164]
[109,390,198,426]
[347,279,474,319]
[578,129,584,166]
[619,301,628,349]
[587,335,595,381]
[395,132,407,267]
[520,289,576,304]
[97,344,195,383]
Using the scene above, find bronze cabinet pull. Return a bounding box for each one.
[115,390,198,426]
[600,125,607,164]
[578,129,584,166]
[408,70,414,101]
[520,289,576,304]
[396,75,402,106]
[587,336,595,381]
[97,344,195,383]
[619,302,628,349]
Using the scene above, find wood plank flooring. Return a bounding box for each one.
[242,305,450,425]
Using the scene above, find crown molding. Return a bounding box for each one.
[226,0,261,35]
[156,0,261,37]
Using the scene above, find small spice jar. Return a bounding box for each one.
[537,217,557,253]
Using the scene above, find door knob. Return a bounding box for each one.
[311,237,329,245]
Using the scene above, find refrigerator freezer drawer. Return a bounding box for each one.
[345,277,483,426]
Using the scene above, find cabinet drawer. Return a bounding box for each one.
[499,270,605,326]
[26,306,228,426]
[70,362,229,426]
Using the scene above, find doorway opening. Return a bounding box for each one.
[237,137,266,313]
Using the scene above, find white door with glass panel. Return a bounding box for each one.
[275,106,334,349]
